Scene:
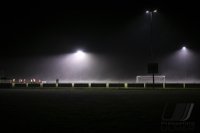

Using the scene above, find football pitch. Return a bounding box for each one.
[0,88,200,132]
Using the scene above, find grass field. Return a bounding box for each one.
[0,88,200,132]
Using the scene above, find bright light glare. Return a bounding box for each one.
[146,10,149,14]
[182,46,186,50]
[76,50,84,55]
[75,50,86,59]
[153,10,157,13]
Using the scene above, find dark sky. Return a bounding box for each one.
[1,0,200,81]
[1,0,200,56]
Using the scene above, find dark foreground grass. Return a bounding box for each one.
[0,88,200,132]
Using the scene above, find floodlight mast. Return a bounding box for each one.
[181,46,187,83]
[146,9,157,60]
[146,9,158,88]
[74,49,86,81]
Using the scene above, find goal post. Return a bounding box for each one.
[136,75,166,83]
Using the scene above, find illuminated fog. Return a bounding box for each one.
[1,49,200,83]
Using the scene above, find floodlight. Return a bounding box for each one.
[76,50,85,56]
[182,46,187,50]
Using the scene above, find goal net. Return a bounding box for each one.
[136,75,166,83]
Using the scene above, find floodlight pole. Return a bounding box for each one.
[150,12,153,60]
[182,46,187,83]
[146,10,157,88]
[150,12,155,88]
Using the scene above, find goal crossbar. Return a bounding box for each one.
[136,75,166,83]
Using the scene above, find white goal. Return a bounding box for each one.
[136,75,166,83]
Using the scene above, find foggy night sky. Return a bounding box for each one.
[1,1,200,82]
